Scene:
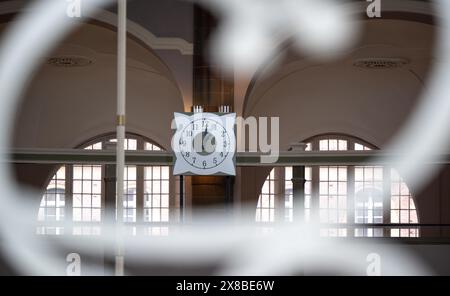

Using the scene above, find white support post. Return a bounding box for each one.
[116,0,127,276]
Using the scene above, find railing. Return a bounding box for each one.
[7,148,450,165]
[33,221,450,240]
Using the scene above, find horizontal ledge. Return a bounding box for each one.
[4,149,450,166]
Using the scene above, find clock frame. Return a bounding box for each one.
[172,112,236,176]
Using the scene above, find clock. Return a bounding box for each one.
[172,112,236,176]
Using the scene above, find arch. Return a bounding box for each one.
[239,7,438,152]
[0,1,193,55]
[255,134,419,238]
[3,18,185,151]
[74,131,165,151]
[239,1,438,118]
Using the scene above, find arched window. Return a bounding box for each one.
[256,135,419,238]
[37,134,172,236]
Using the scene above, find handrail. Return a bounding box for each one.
[6,149,450,166]
[34,222,450,243]
[34,221,450,228]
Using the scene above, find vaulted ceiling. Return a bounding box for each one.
[0,0,441,151]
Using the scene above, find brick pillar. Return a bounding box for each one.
[291,143,307,222]
[190,5,235,216]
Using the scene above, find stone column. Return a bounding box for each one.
[103,142,117,275]
[103,142,117,224]
[291,143,307,222]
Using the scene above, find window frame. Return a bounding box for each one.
[256,134,420,237]
[38,133,174,236]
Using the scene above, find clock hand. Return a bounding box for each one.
[202,126,208,151]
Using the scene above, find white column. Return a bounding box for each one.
[115,0,127,276]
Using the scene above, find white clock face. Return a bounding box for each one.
[172,112,236,175]
[179,117,231,169]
